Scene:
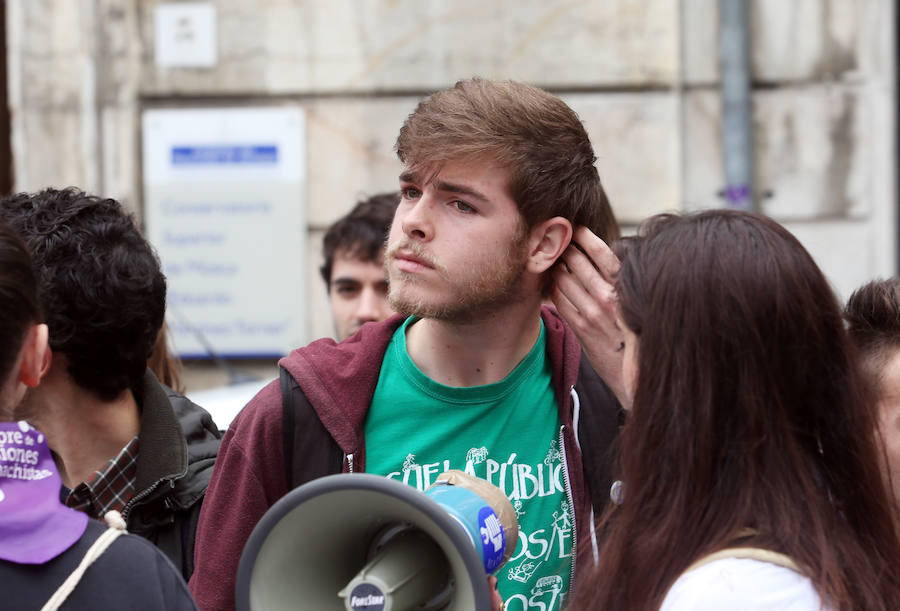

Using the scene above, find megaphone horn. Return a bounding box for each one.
[236,472,518,611]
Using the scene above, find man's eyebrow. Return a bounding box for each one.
[331,277,362,285]
[432,180,489,203]
[399,171,490,203]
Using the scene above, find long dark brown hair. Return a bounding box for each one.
[571,211,900,610]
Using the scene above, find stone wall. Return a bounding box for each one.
[7,0,896,389]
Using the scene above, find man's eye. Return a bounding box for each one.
[452,200,475,214]
[401,187,422,200]
[334,285,360,297]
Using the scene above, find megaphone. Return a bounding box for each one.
[235,471,519,611]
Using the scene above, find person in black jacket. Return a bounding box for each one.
[0,218,196,610]
[0,188,221,580]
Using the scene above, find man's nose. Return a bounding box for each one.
[355,287,390,322]
[400,196,434,241]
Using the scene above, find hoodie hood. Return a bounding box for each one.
[278,307,583,459]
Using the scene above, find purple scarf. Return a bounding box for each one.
[0,421,87,564]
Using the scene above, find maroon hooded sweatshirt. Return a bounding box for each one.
[189,307,619,610]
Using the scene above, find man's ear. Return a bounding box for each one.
[525,216,573,274]
[19,323,50,388]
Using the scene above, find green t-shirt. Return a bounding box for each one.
[365,317,573,611]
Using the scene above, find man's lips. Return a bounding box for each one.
[392,251,434,272]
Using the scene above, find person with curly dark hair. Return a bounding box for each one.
[320,192,400,341]
[0,187,221,580]
[0,218,197,610]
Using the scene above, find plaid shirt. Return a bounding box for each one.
[66,436,140,518]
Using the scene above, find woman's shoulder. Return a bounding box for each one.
[660,558,826,611]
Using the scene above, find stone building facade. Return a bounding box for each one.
[7,0,896,389]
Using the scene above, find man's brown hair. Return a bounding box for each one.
[395,78,619,242]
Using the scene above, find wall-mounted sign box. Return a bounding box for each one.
[154,3,217,68]
[142,106,306,358]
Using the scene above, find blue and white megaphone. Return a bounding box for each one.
[236,470,519,611]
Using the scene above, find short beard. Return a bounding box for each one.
[387,230,530,323]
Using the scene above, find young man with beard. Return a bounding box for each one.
[190,78,623,611]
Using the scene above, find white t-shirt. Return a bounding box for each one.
[660,558,828,611]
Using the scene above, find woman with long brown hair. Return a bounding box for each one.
[556,211,900,610]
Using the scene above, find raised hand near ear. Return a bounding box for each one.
[551,226,627,406]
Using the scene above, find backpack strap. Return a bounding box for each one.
[684,547,801,575]
[572,352,624,514]
[179,500,201,580]
[280,366,345,491]
[41,511,128,611]
[280,366,295,490]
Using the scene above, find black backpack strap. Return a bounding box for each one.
[573,353,625,514]
[280,366,295,490]
[181,498,208,580]
[280,366,345,491]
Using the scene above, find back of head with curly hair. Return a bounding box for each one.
[0,187,166,401]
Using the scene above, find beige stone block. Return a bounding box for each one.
[493,0,678,87]
[139,0,679,95]
[751,0,831,81]
[782,220,877,301]
[565,92,682,225]
[754,85,871,219]
[751,0,886,82]
[13,1,133,110]
[17,0,84,57]
[855,0,895,80]
[18,56,85,110]
[304,96,413,228]
[14,109,88,192]
[95,0,142,106]
[682,90,725,211]
[100,105,139,213]
[683,85,872,220]
[681,0,890,84]
[681,0,718,84]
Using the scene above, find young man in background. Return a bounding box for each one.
[321,192,399,341]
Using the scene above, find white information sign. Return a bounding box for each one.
[142,106,306,358]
